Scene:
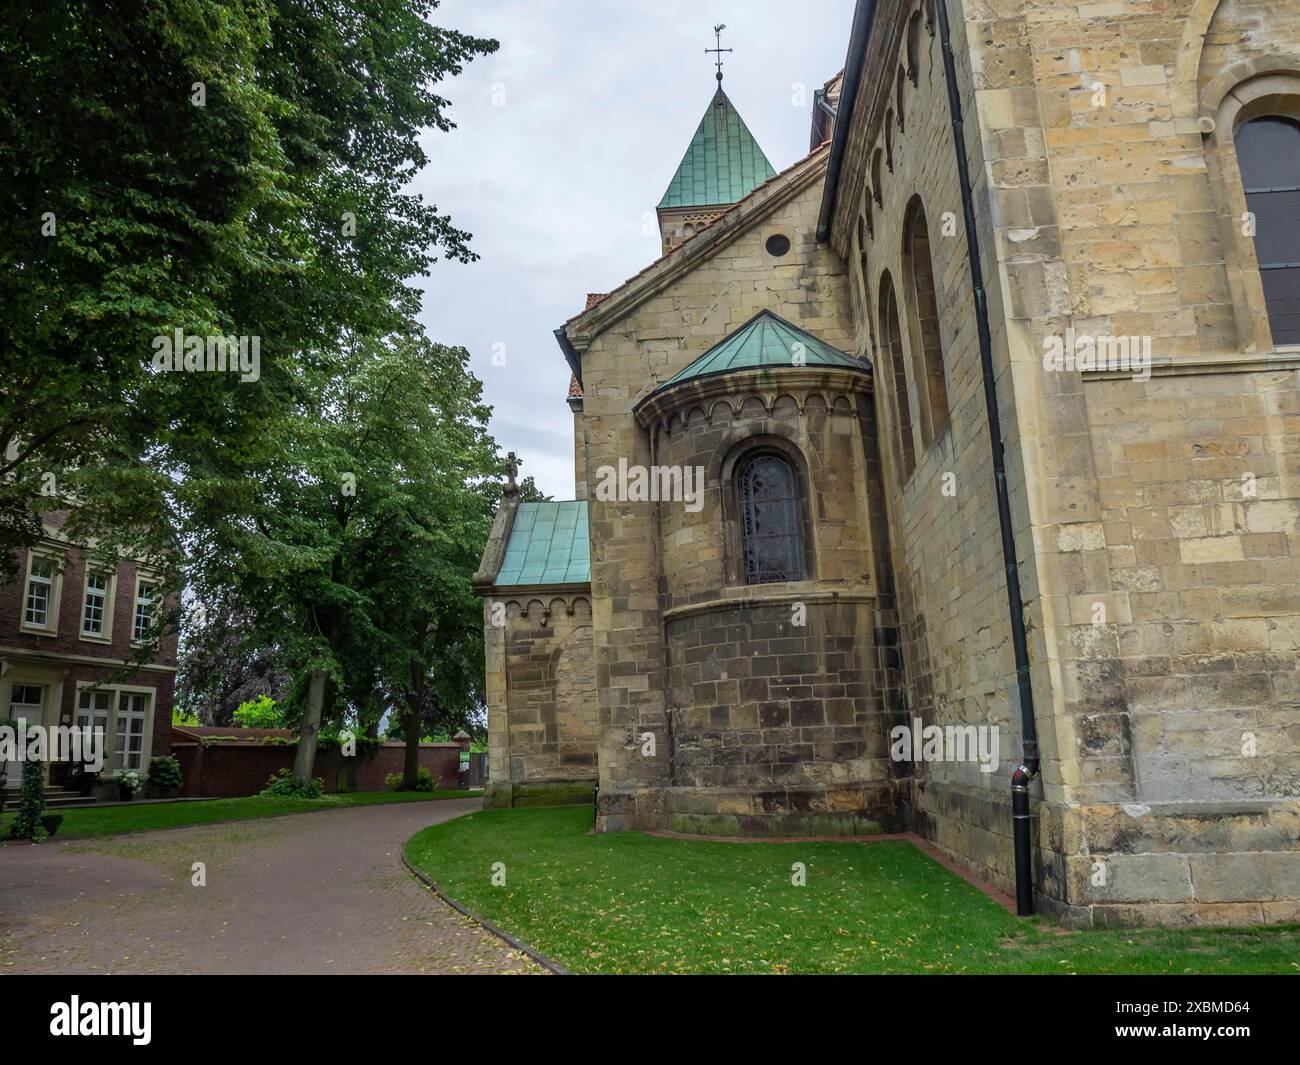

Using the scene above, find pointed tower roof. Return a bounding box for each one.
[657,87,777,210]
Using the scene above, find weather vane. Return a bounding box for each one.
[705,23,731,84]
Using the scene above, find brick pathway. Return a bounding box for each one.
[0,798,540,975]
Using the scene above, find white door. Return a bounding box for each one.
[5,684,45,784]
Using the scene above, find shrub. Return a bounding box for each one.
[9,758,47,841]
[233,695,284,729]
[385,766,436,792]
[147,755,183,794]
[259,767,324,799]
[40,813,63,837]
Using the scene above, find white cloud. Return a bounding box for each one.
[411,0,855,498]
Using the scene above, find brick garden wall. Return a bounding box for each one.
[172,736,466,798]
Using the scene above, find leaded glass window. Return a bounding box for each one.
[1236,115,1300,346]
[739,453,803,584]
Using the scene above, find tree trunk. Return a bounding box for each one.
[402,700,421,788]
[293,669,326,785]
[403,610,431,789]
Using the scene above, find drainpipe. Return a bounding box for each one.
[932,0,1040,915]
[816,0,879,243]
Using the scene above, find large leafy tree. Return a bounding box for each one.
[3,1,502,771]
[0,1,495,584]
[188,331,502,780]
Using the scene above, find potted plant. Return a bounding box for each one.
[117,770,144,801]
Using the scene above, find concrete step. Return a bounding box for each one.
[0,786,96,807]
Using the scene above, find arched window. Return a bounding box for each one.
[903,196,951,444]
[738,452,804,584]
[1236,115,1300,345]
[906,11,923,86]
[879,271,915,479]
[896,67,906,132]
[857,214,870,291]
[885,112,895,171]
[871,148,884,205]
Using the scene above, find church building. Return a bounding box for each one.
[475,1,1300,926]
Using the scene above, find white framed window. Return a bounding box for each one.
[132,579,157,641]
[24,556,56,629]
[82,572,111,638]
[8,684,44,722]
[75,688,111,752]
[114,693,150,772]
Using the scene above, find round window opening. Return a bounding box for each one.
[765,233,791,257]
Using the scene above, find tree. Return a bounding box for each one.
[176,595,291,725]
[188,331,501,783]
[3,1,499,780]
[0,0,496,602]
[232,696,284,730]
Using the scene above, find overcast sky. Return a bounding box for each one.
[413,0,856,499]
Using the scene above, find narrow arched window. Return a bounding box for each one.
[738,453,803,584]
[1236,115,1300,346]
[903,196,951,444]
[857,214,870,297]
[906,11,923,86]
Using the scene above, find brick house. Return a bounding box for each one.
[1,510,177,789]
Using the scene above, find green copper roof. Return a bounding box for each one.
[495,501,589,586]
[658,88,777,210]
[655,310,867,392]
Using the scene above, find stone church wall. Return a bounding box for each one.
[635,376,906,832]
[576,170,861,831]
[1039,0,1300,922]
[837,3,1037,902]
[483,594,598,808]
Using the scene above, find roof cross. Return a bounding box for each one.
[705,23,731,84]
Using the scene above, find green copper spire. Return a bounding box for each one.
[657,87,777,210]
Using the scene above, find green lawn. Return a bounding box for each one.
[404,805,1300,975]
[9,789,479,841]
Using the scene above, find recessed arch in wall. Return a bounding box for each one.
[878,269,916,480]
[901,196,951,446]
